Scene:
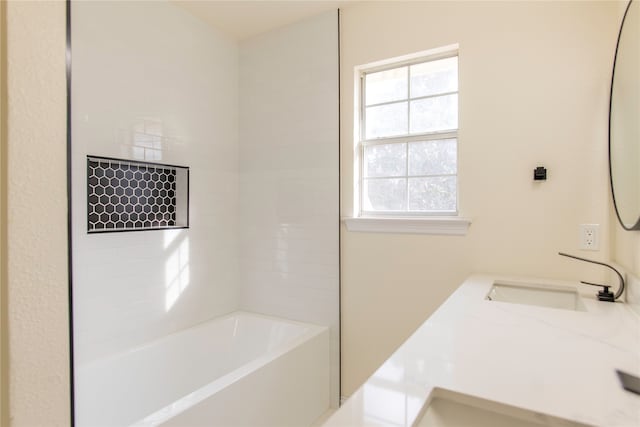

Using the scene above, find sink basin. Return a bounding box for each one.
[414,388,591,427]
[486,282,586,311]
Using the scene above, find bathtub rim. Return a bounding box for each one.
[75,310,326,371]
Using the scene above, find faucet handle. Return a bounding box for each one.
[580,281,615,302]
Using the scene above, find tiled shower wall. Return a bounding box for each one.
[72,2,340,408]
[72,1,239,364]
[238,11,340,407]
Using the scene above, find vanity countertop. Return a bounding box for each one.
[322,274,640,427]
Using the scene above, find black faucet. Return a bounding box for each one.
[558,252,625,302]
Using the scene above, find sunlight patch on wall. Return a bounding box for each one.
[165,235,190,311]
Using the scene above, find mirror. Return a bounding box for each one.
[610,0,640,230]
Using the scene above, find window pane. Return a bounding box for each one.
[363,178,406,211]
[364,143,406,178]
[365,67,408,106]
[410,94,457,134]
[408,139,456,176]
[366,102,408,139]
[410,56,458,98]
[408,176,456,212]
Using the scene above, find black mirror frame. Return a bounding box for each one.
[609,0,640,231]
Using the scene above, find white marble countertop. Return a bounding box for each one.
[323,274,640,427]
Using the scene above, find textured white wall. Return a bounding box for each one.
[238,10,340,407]
[71,1,239,365]
[5,1,70,425]
[340,0,622,395]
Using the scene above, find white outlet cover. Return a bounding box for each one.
[580,224,600,251]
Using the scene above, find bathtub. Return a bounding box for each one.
[75,312,330,427]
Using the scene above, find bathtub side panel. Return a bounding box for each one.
[162,329,330,427]
[77,315,236,427]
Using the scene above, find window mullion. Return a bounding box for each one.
[364,92,457,109]
[406,65,411,142]
[362,131,458,147]
[359,74,365,215]
[359,143,363,216]
[360,75,366,142]
[366,173,456,180]
[405,142,409,212]
[405,66,410,212]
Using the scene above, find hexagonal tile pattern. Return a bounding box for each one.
[87,157,179,232]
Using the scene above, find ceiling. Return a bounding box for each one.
[172,1,354,41]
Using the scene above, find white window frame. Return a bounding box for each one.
[347,44,471,235]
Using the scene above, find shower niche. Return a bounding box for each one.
[86,156,189,233]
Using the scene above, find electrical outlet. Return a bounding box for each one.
[580,224,600,251]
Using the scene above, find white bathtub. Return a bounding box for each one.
[75,312,330,427]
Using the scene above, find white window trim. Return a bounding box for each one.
[343,216,471,235]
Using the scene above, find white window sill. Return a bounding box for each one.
[343,216,471,235]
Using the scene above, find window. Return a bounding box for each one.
[358,50,459,217]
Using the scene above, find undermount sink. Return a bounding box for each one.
[486,282,586,311]
[415,388,592,427]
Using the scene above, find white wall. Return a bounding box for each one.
[4,1,70,425]
[71,1,239,364]
[340,0,622,396]
[238,10,340,407]
[613,212,640,310]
